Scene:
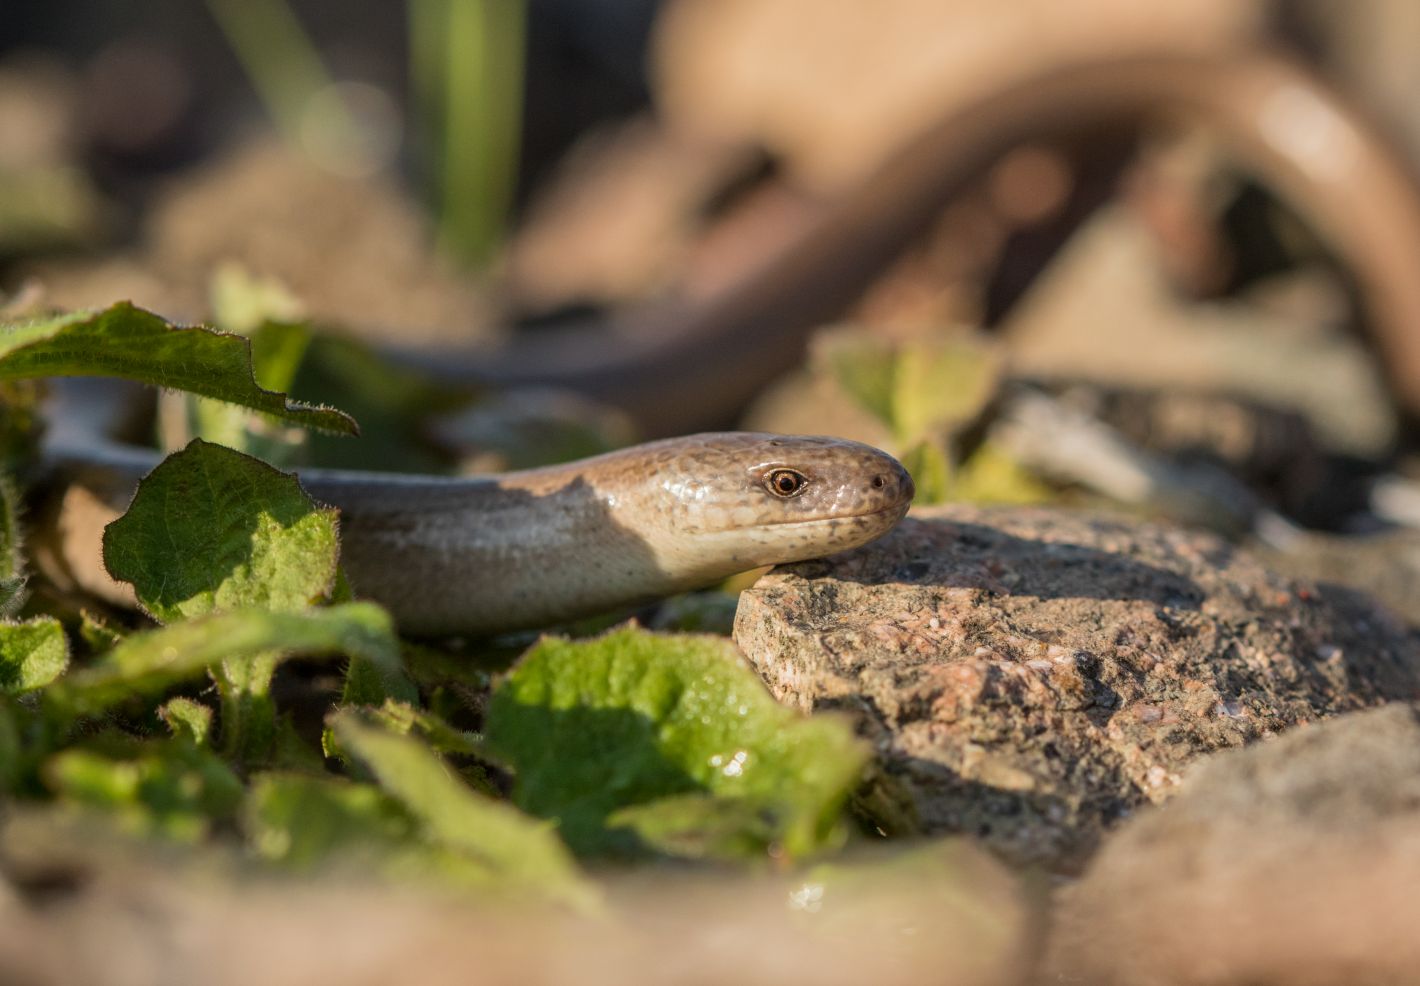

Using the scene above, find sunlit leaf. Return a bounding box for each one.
[103,440,339,623]
[43,740,243,841]
[245,773,415,869]
[332,711,597,909]
[0,617,69,694]
[0,302,355,434]
[485,626,868,860]
[45,603,401,719]
[159,698,214,746]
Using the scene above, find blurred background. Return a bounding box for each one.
[10,7,1420,981]
[8,0,1420,592]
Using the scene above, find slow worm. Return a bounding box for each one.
[35,381,913,635]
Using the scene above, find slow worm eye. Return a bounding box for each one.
[765,469,809,498]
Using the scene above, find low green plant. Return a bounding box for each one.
[0,301,880,907]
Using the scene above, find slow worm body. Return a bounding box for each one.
[37,383,913,635]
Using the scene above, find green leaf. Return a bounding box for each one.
[247,320,313,394]
[159,698,214,746]
[209,263,304,336]
[483,626,869,860]
[329,638,422,763]
[0,302,355,434]
[0,617,69,694]
[814,330,1002,445]
[608,792,781,861]
[370,700,482,759]
[357,700,494,794]
[44,740,244,841]
[0,474,24,616]
[890,334,1001,442]
[0,700,19,792]
[340,652,420,709]
[901,439,1052,508]
[270,715,328,773]
[898,440,953,507]
[820,334,898,433]
[103,440,339,623]
[245,773,416,869]
[44,603,401,720]
[215,650,280,765]
[244,773,521,892]
[331,710,597,909]
[948,441,1053,506]
[77,613,125,654]
[164,321,316,465]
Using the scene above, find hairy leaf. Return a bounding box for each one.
[608,792,781,861]
[245,773,535,892]
[103,440,339,623]
[370,700,482,759]
[0,302,355,433]
[332,711,597,908]
[0,474,24,616]
[246,773,416,869]
[484,626,869,860]
[44,740,244,841]
[162,321,315,465]
[159,698,214,746]
[45,603,401,719]
[0,617,69,694]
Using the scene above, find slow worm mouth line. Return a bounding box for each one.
[755,500,912,530]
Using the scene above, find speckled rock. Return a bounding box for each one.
[733,505,1420,869]
[1049,702,1420,985]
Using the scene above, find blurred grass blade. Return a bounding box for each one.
[205,0,359,157]
[411,0,526,266]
